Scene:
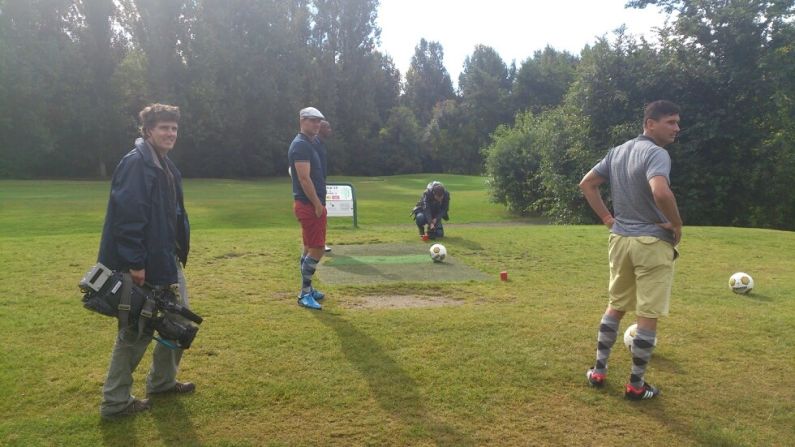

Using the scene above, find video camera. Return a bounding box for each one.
[79,263,203,349]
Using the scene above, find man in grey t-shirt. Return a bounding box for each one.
[579,100,683,401]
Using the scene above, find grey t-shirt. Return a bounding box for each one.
[592,135,674,244]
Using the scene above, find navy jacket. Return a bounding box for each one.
[97,138,190,286]
[419,189,450,220]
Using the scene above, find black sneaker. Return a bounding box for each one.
[625,382,660,400]
[586,367,605,388]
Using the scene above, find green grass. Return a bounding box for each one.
[0,176,793,446]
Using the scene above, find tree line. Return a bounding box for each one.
[484,0,795,229]
[0,0,793,229]
[0,0,579,179]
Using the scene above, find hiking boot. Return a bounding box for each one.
[586,368,605,388]
[296,288,324,301]
[298,292,322,310]
[149,381,195,396]
[625,382,660,401]
[105,398,151,418]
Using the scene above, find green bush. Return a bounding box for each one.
[483,112,542,215]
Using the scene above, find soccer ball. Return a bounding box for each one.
[623,323,657,351]
[729,272,754,294]
[429,243,446,263]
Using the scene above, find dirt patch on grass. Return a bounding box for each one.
[343,294,463,309]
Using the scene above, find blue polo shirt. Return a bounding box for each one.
[288,133,326,205]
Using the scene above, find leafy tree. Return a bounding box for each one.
[484,105,591,221]
[512,46,578,114]
[178,0,312,177]
[126,0,193,102]
[483,112,543,215]
[76,0,131,176]
[0,0,97,176]
[403,38,455,126]
[627,0,795,227]
[376,105,423,174]
[486,0,795,229]
[422,99,477,173]
[455,44,513,173]
[309,0,400,175]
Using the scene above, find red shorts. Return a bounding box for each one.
[294,200,327,248]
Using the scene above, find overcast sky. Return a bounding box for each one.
[377,0,672,86]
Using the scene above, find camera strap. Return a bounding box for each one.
[117,273,133,331]
[137,297,157,340]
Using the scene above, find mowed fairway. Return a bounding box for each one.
[1,175,793,446]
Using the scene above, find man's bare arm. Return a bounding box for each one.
[649,175,682,245]
[294,161,324,217]
[579,169,614,228]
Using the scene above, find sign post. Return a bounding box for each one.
[326,183,358,228]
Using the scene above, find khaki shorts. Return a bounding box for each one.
[608,234,676,318]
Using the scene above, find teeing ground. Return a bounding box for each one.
[317,243,489,285]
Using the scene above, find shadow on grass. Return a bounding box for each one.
[641,404,742,446]
[647,353,685,375]
[742,292,772,302]
[100,414,140,445]
[323,255,404,281]
[430,235,483,251]
[315,312,474,446]
[99,397,200,446]
[151,397,201,446]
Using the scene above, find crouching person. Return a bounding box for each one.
[98,104,195,418]
[412,181,450,240]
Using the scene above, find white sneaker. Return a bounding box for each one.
[325,245,332,252]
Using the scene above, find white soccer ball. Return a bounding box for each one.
[429,243,446,263]
[623,323,657,351]
[729,272,754,294]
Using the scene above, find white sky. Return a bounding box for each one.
[377,0,672,86]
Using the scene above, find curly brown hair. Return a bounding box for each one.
[139,103,180,138]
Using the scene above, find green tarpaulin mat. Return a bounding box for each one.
[317,243,490,285]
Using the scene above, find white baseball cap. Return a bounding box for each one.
[299,107,325,120]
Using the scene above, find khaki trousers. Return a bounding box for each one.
[99,263,189,417]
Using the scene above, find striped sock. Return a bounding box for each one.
[630,327,657,389]
[300,256,319,294]
[594,314,620,375]
[300,253,306,268]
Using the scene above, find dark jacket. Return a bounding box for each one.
[97,138,190,286]
[417,188,450,221]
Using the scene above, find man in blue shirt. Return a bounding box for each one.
[288,107,328,309]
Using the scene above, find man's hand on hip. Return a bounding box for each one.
[658,222,682,246]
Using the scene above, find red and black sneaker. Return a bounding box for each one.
[625,382,660,400]
[586,367,606,387]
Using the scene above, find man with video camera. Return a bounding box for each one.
[96,103,195,418]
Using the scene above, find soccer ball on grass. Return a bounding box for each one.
[729,272,754,294]
[429,243,446,263]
